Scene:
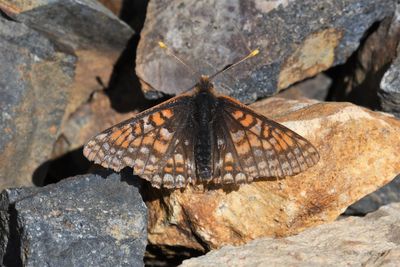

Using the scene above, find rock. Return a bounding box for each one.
[0,16,76,189]
[0,173,147,267]
[136,0,395,103]
[345,174,400,216]
[0,0,134,189]
[144,97,400,251]
[180,202,400,267]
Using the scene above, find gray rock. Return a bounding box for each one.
[136,0,395,103]
[0,174,147,267]
[345,174,400,216]
[0,16,76,189]
[181,203,400,267]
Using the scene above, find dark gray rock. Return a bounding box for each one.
[0,16,76,189]
[345,174,400,216]
[0,174,147,267]
[136,0,395,103]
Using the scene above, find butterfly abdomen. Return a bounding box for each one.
[193,90,218,180]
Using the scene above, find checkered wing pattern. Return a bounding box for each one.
[83,95,196,189]
[212,96,319,184]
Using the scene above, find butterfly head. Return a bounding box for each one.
[197,75,214,93]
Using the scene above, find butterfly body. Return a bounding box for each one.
[84,76,319,189]
[192,76,219,180]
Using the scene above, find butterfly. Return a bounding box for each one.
[83,44,319,189]
[84,74,319,189]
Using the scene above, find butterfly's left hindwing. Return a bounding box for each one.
[83,95,196,188]
[212,96,320,184]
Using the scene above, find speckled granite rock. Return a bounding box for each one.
[181,203,400,267]
[144,97,400,251]
[0,174,147,267]
[136,0,395,102]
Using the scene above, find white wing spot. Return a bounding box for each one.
[160,128,173,139]
[102,143,110,150]
[235,173,246,183]
[223,173,234,183]
[140,147,149,154]
[96,133,107,140]
[123,157,134,166]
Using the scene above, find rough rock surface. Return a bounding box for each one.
[181,203,400,267]
[0,173,147,267]
[136,0,395,102]
[0,0,134,189]
[0,16,75,189]
[144,97,400,251]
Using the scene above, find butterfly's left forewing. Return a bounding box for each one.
[212,95,319,184]
[83,94,196,188]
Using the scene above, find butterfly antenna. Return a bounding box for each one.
[209,48,260,81]
[158,41,199,76]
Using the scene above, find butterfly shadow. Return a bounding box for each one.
[205,176,287,193]
[87,166,290,202]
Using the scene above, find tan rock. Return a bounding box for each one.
[181,203,400,267]
[277,28,342,89]
[144,97,400,251]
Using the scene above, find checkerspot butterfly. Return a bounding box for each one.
[84,45,319,189]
